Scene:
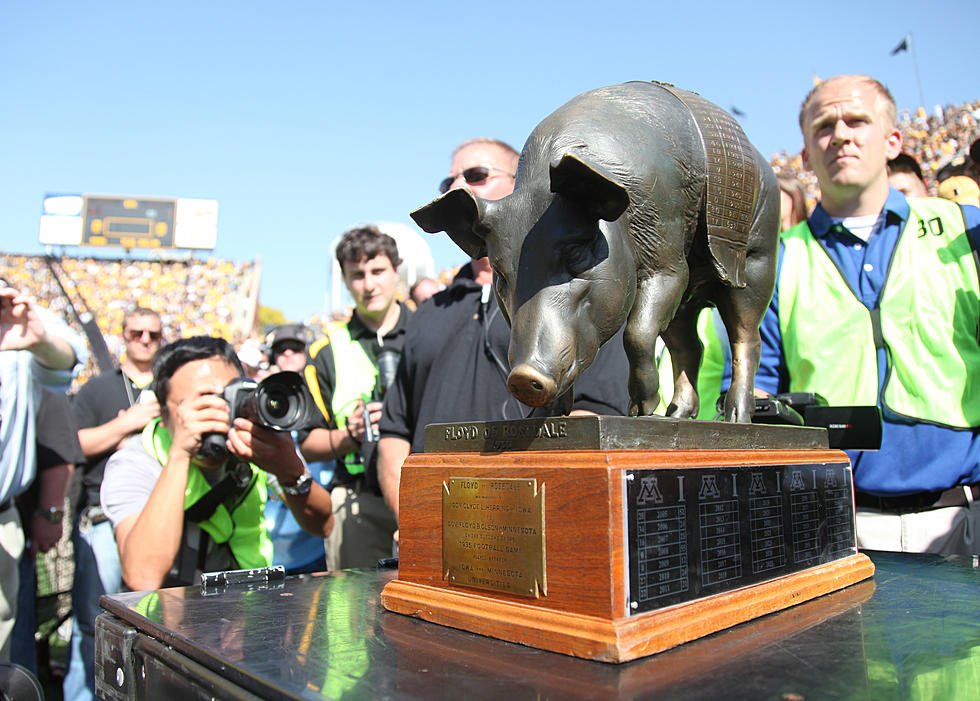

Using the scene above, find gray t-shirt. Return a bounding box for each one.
[100,435,238,576]
[100,434,164,528]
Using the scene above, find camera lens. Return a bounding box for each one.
[248,371,313,431]
[263,388,290,420]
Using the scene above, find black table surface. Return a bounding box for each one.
[98,551,980,700]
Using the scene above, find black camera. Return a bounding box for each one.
[361,349,401,444]
[717,391,882,450]
[199,371,316,459]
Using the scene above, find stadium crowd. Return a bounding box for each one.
[0,84,977,700]
[0,253,259,386]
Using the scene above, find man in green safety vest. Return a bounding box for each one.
[100,336,334,590]
[736,74,980,554]
[300,226,410,570]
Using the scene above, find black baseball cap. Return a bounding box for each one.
[264,324,312,351]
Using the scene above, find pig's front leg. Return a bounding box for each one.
[624,272,688,416]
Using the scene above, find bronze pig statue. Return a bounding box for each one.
[412,81,779,422]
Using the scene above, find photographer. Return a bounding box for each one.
[299,226,409,570]
[100,337,333,591]
[263,324,334,575]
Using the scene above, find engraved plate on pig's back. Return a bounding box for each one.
[660,85,759,287]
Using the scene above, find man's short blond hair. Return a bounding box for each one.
[451,138,520,160]
[122,307,161,330]
[798,75,897,132]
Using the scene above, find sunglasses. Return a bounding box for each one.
[272,340,305,356]
[438,166,515,194]
[125,328,162,342]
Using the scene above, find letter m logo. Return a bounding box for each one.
[638,475,663,505]
[699,475,721,500]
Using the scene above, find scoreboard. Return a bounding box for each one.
[39,194,218,250]
[84,196,175,248]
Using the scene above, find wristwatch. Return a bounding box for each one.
[36,506,64,524]
[281,470,313,496]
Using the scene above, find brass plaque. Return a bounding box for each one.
[443,477,546,598]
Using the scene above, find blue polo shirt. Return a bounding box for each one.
[735,188,980,496]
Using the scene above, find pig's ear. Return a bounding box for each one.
[411,188,488,259]
[550,152,629,222]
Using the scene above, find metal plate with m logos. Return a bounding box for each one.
[626,462,857,614]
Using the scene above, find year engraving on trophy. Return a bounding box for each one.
[443,477,546,598]
[626,463,857,614]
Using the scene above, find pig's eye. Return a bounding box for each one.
[564,243,593,276]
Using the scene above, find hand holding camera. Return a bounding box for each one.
[0,282,47,352]
[356,397,384,444]
[169,390,233,462]
[226,415,305,482]
[198,371,316,459]
[359,349,400,445]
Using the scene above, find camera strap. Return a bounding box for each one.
[168,529,211,587]
[142,421,263,585]
[167,463,253,586]
[184,462,254,523]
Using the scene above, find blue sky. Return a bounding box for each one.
[1,1,976,322]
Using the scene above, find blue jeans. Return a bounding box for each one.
[63,510,121,701]
[10,550,36,673]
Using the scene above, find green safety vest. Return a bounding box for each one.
[141,419,273,569]
[778,197,980,428]
[306,323,379,474]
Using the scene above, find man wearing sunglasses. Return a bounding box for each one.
[266,324,312,374]
[438,137,518,200]
[377,138,630,533]
[261,324,333,575]
[64,307,162,701]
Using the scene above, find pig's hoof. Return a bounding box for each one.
[629,400,659,417]
[725,402,754,423]
[666,400,699,419]
[508,364,556,407]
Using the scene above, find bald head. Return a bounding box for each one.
[799,75,897,132]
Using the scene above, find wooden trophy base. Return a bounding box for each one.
[383,554,872,663]
[382,418,875,663]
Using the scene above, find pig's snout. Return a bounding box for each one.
[507,364,557,407]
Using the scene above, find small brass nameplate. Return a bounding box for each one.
[424,416,828,453]
[443,477,546,598]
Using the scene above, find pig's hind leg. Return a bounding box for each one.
[716,290,763,423]
[660,307,702,419]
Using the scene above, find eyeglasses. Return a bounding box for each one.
[438,166,515,194]
[125,328,162,342]
[272,341,305,356]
